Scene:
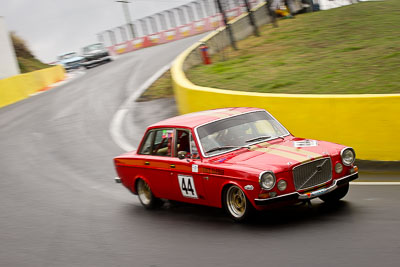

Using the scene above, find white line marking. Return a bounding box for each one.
[30,91,45,97]
[351,182,400,185]
[109,62,172,151]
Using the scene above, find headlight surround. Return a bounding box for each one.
[259,171,276,190]
[341,147,356,166]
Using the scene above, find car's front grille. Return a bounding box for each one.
[292,158,332,191]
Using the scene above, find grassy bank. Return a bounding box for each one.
[17,56,52,73]
[137,70,174,102]
[185,0,400,94]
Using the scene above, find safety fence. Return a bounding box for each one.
[100,0,263,55]
[0,65,65,108]
[171,2,400,161]
[101,0,360,56]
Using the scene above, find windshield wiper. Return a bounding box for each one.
[245,136,271,143]
[205,146,238,154]
[205,145,251,154]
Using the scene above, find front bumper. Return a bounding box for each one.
[82,56,111,66]
[254,172,358,206]
[65,63,81,70]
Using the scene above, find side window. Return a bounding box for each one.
[176,130,190,157]
[190,134,200,159]
[139,131,155,155]
[152,129,173,157]
[175,130,200,159]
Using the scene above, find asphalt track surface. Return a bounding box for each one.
[1,35,400,267]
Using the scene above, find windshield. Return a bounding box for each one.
[59,53,77,60]
[196,111,289,157]
[83,43,104,53]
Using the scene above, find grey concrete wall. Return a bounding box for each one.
[0,17,20,79]
[231,14,255,41]
[254,3,271,27]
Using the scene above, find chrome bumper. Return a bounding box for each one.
[254,172,358,206]
[82,56,110,66]
[298,181,338,200]
[114,177,122,183]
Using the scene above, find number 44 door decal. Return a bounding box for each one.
[178,175,198,199]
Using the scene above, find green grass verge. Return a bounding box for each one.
[18,57,52,73]
[186,0,400,94]
[137,70,174,102]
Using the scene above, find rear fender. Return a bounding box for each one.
[133,176,152,196]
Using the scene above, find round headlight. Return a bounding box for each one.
[277,180,287,191]
[341,148,355,166]
[259,171,276,190]
[335,162,343,174]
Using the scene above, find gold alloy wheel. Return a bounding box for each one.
[138,180,152,206]
[226,186,247,218]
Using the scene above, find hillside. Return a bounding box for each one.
[187,0,400,94]
[10,32,51,73]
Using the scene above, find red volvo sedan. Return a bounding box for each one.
[114,107,358,221]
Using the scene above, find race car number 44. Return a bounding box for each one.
[178,175,198,199]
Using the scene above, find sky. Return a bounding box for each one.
[0,0,193,63]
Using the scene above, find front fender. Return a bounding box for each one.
[219,180,259,209]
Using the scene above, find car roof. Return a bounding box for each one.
[149,107,264,129]
[59,52,76,56]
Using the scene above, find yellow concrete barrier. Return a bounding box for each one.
[0,65,65,108]
[171,20,400,162]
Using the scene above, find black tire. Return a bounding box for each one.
[319,183,349,203]
[223,185,253,222]
[136,179,162,209]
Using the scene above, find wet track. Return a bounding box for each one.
[1,36,399,267]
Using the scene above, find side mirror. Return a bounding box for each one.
[178,151,187,160]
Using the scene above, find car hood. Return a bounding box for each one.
[209,137,344,173]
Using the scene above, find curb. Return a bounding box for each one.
[356,159,400,173]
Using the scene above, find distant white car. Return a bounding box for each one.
[58,52,84,71]
[81,43,112,69]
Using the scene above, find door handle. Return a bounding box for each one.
[170,164,175,168]
[144,162,150,166]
